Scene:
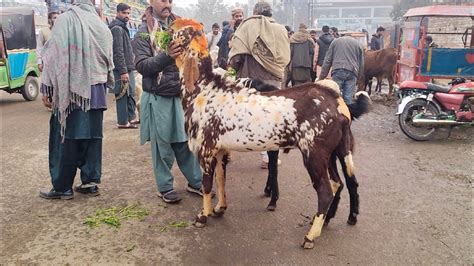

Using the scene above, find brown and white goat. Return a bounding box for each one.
[169,19,370,249]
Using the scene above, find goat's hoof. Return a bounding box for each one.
[301,237,315,249]
[347,213,357,226]
[193,216,207,228]
[212,207,226,218]
[263,188,271,197]
[266,204,276,211]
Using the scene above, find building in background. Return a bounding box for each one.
[311,0,396,32]
[273,0,395,32]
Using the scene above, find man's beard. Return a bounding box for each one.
[234,19,242,29]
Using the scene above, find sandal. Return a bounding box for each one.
[117,122,138,129]
[158,190,182,203]
[129,119,140,125]
[186,185,216,198]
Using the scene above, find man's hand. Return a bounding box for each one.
[42,95,52,109]
[120,73,129,82]
[168,41,183,59]
[38,64,43,72]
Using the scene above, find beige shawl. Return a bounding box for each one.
[290,29,315,44]
[228,15,290,79]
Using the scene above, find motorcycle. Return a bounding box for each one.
[397,78,474,141]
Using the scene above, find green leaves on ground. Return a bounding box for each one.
[84,203,150,229]
[126,244,136,252]
[160,221,188,232]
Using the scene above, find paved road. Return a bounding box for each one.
[1,93,472,264]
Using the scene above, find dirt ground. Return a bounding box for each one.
[0,91,472,264]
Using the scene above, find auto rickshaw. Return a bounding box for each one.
[0,7,40,101]
[396,5,474,83]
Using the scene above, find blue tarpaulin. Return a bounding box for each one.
[421,48,474,77]
[8,52,28,80]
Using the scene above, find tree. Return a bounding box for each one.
[193,0,231,32]
[390,0,433,22]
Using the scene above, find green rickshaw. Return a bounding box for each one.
[0,7,40,101]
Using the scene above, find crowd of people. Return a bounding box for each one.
[36,0,380,203]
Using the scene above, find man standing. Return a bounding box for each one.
[330,27,340,38]
[425,36,439,48]
[216,7,244,69]
[309,29,318,81]
[314,25,334,76]
[37,11,59,73]
[133,0,203,203]
[229,1,290,168]
[289,23,314,85]
[206,23,221,51]
[110,3,138,128]
[228,2,289,87]
[370,26,385,51]
[39,0,114,199]
[319,35,364,104]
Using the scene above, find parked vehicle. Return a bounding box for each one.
[396,5,473,83]
[397,78,474,141]
[0,7,40,101]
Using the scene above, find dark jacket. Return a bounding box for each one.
[216,25,234,69]
[109,18,135,74]
[370,34,383,51]
[316,33,334,66]
[290,40,314,69]
[133,22,180,97]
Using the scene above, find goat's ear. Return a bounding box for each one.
[183,55,200,92]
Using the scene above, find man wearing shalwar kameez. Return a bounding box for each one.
[133,1,203,204]
[39,0,114,199]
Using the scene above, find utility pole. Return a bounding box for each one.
[308,0,313,27]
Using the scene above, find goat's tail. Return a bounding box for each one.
[335,123,356,177]
[348,91,371,119]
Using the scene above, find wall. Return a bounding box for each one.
[426,17,472,48]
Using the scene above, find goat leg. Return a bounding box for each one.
[341,159,359,226]
[301,153,333,249]
[212,151,228,217]
[266,150,279,211]
[324,153,344,226]
[194,156,216,228]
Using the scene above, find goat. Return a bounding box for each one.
[244,78,368,220]
[169,19,371,249]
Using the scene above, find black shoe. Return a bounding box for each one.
[39,188,74,200]
[74,183,100,196]
[158,190,182,204]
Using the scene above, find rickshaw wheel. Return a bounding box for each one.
[21,76,39,101]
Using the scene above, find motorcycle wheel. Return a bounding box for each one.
[399,99,440,141]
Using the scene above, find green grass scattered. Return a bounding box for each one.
[84,203,150,229]
[126,244,136,252]
[160,221,188,232]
